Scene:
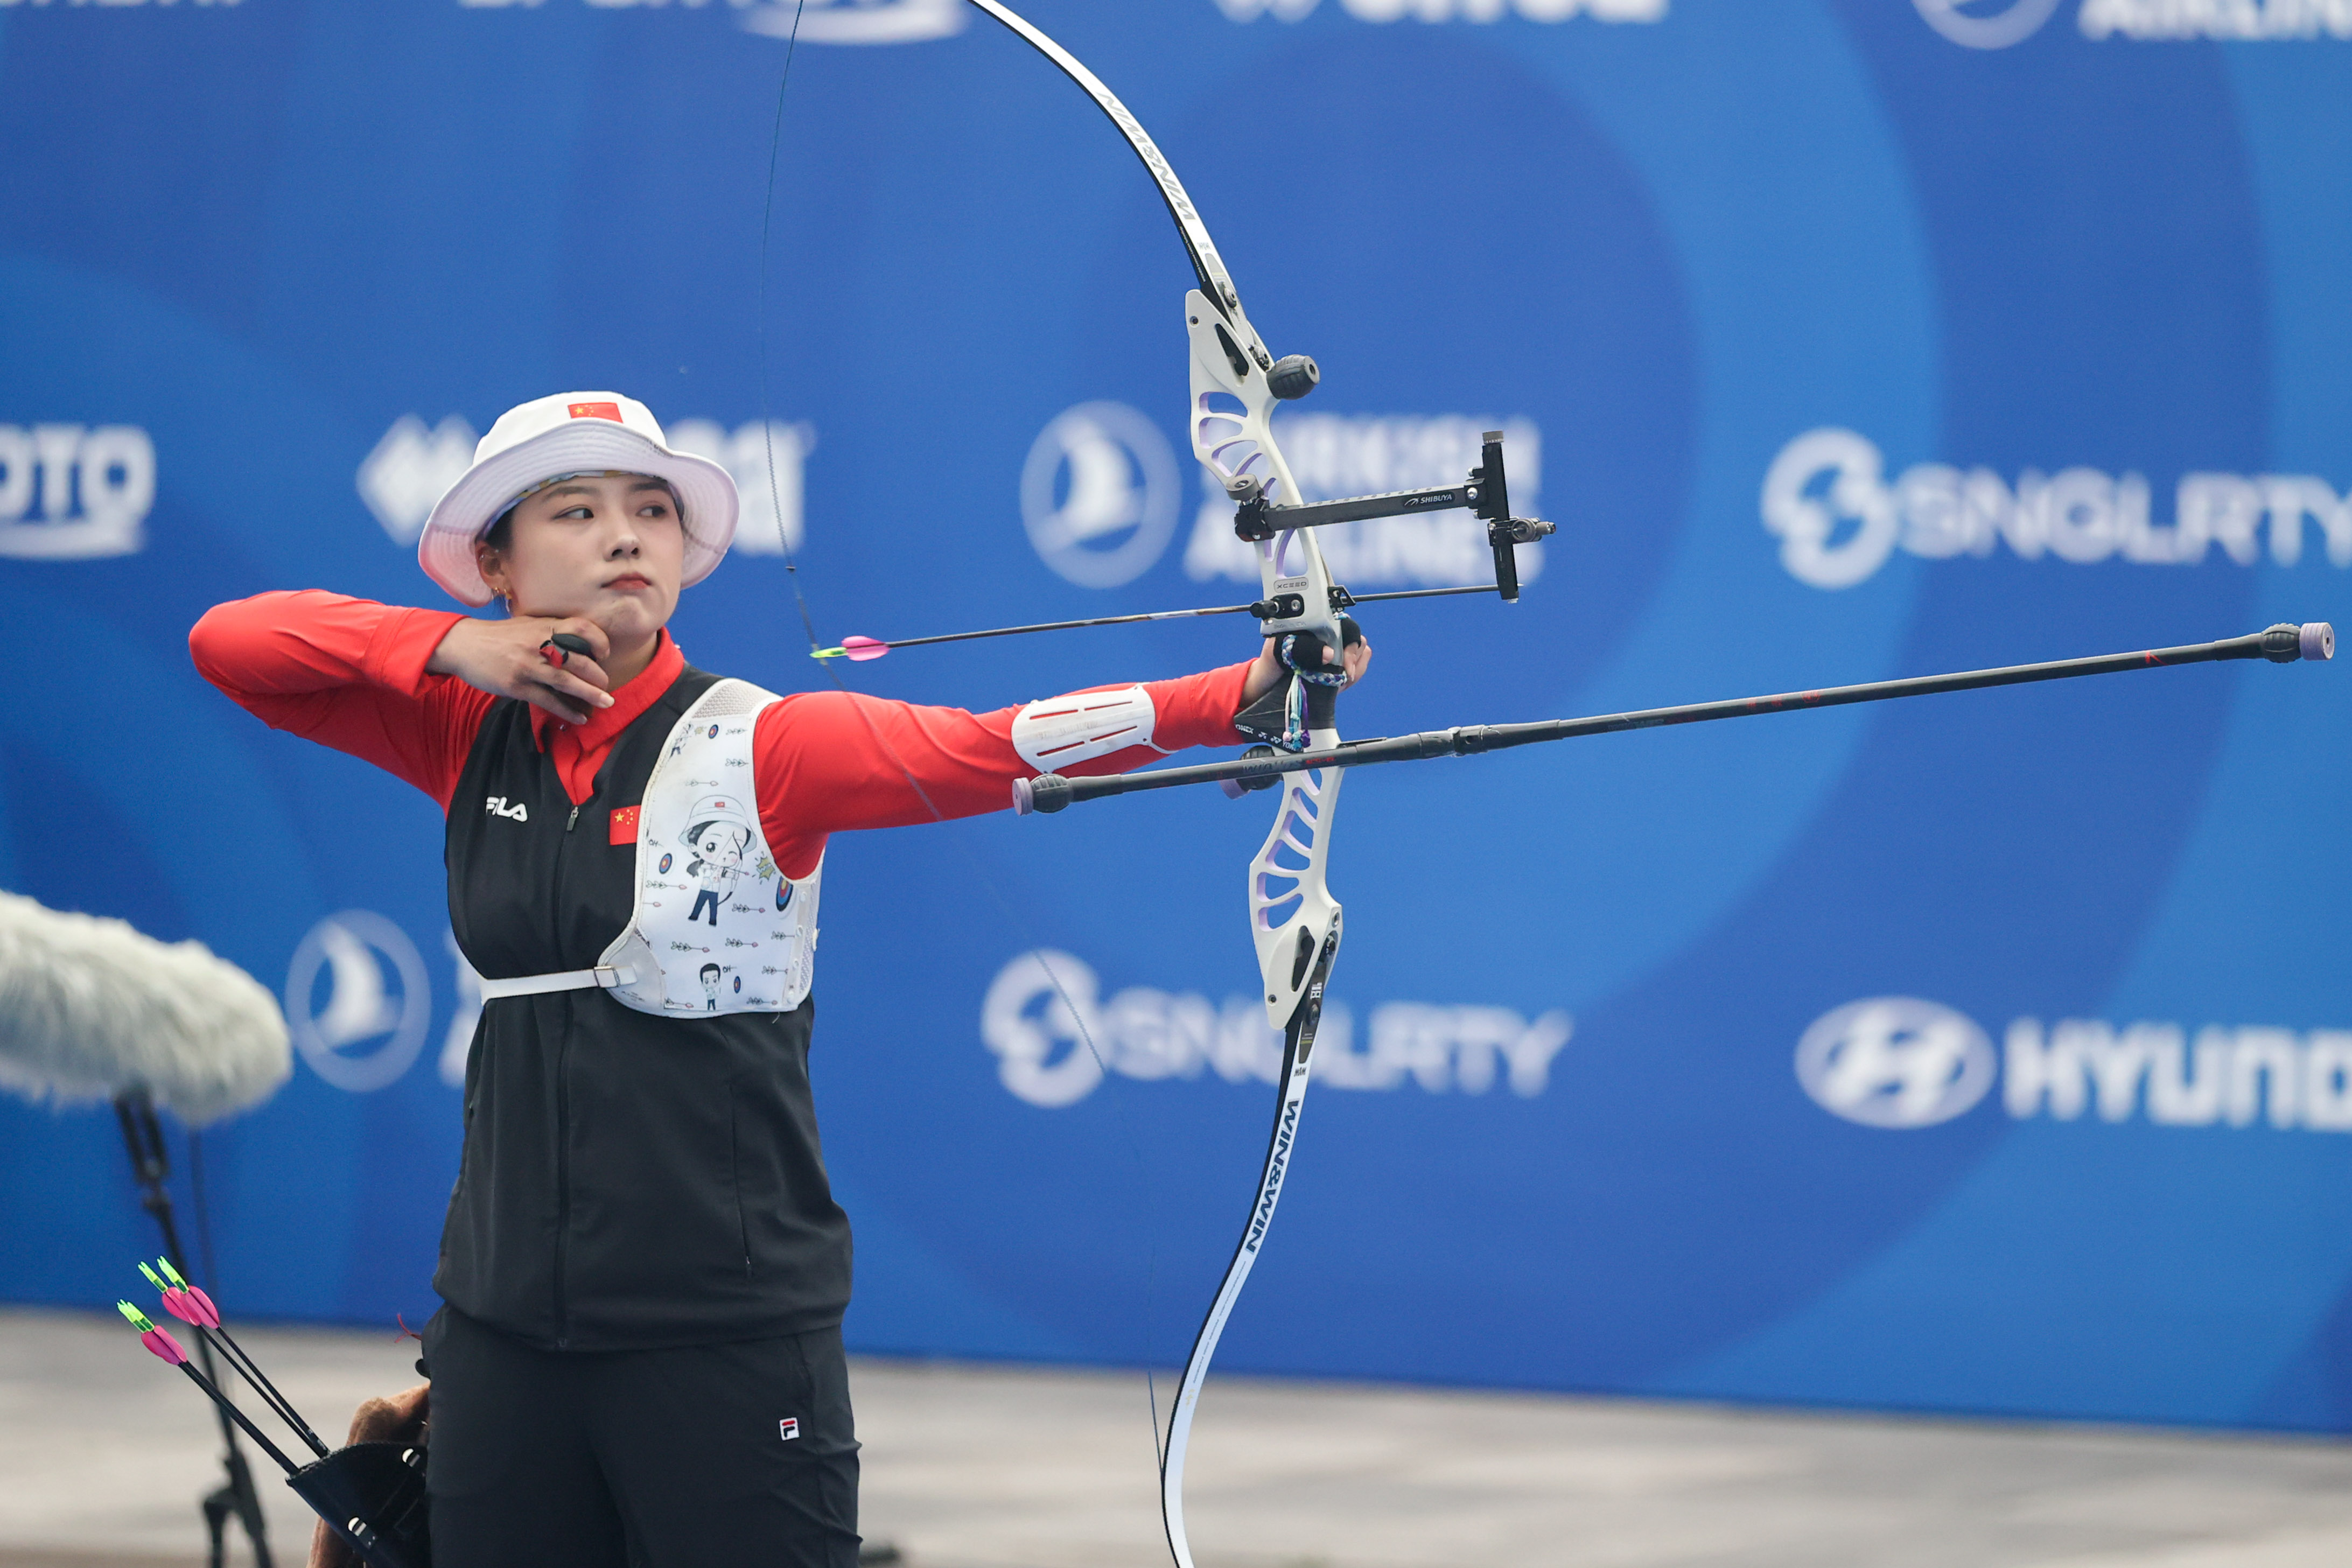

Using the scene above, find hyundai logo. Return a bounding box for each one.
[1795,997,1997,1128]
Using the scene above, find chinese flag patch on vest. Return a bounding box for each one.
[608,804,640,844]
[568,401,623,422]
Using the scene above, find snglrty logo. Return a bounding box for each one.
[981,949,1572,1108]
[1795,997,1997,1129]
[1762,426,2352,589]
[1021,402,1180,589]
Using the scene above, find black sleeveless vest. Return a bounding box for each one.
[435,664,850,1350]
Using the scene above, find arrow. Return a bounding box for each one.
[142,1259,330,1458]
[117,1301,300,1476]
[810,584,1499,661]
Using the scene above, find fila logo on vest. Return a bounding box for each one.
[484,795,529,822]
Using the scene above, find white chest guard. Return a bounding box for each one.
[596,678,821,1017]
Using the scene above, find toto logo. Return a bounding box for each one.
[285,911,432,1094]
[1913,0,2066,48]
[1795,997,1997,1128]
[1020,402,1180,589]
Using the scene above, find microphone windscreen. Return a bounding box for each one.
[0,891,291,1126]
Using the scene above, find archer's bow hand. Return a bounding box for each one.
[1241,619,1370,705]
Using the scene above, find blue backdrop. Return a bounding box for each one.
[4,0,2350,1435]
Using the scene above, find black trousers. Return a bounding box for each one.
[422,1306,860,1568]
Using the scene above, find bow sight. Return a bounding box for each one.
[1228,428,1557,604]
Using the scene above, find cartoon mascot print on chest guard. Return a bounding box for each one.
[683,793,755,928]
[597,679,821,1017]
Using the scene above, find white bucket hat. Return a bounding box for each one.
[417,391,740,607]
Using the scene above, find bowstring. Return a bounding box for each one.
[754,0,1171,1470]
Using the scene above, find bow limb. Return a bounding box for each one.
[1170,88,1346,1568]
[955,8,1343,1565]
[1159,746,1342,1568]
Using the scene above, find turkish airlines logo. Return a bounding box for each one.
[285,912,432,1094]
[1916,0,2352,44]
[1021,403,1181,590]
[1912,0,2063,48]
[0,424,157,561]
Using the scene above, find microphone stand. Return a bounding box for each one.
[116,1089,275,1568]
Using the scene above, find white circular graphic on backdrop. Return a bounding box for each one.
[285,910,432,1093]
[1913,0,2065,48]
[1020,401,1180,589]
[1795,997,1996,1129]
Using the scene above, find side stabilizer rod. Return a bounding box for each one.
[1013,622,2334,815]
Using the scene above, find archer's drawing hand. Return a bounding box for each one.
[1242,626,1372,706]
[429,615,617,725]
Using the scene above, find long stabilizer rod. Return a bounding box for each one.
[1014,622,2334,815]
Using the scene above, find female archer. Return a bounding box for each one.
[189,391,1367,1568]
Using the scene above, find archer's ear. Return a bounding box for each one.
[474,542,508,600]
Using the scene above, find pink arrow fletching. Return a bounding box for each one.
[160,1286,221,1329]
[140,1326,188,1366]
[839,636,891,662]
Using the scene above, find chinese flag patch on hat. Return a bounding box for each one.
[567,401,624,422]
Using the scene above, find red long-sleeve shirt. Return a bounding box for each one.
[190,590,1254,878]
